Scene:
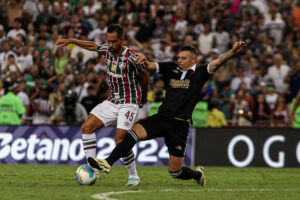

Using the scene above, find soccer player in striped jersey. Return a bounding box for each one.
[56,24,148,186]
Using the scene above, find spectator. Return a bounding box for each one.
[192,100,209,128]
[53,48,69,75]
[17,80,30,124]
[81,86,100,114]
[0,40,17,70]
[147,78,165,103]
[17,46,33,74]
[267,53,289,94]
[264,10,285,46]
[228,89,252,127]
[198,23,216,59]
[0,82,25,125]
[7,18,26,40]
[253,93,272,126]
[25,65,47,94]
[290,90,300,128]
[206,100,227,128]
[272,94,289,127]
[34,0,56,29]
[284,60,300,102]
[230,67,252,92]
[88,19,107,41]
[265,84,278,110]
[4,0,23,29]
[214,23,230,54]
[74,74,89,102]
[32,87,54,125]
[53,90,88,125]
[152,40,174,62]
[1,54,21,78]
[64,13,88,38]
[83,0,101,29]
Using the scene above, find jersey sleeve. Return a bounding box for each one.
[128,52,146,74]
[96,44,109,57]
[198,64,213,83]
[157,62,178,77]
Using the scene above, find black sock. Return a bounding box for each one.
[105,130,138,166]
[169,167,201,180]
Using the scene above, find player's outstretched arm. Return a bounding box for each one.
[56,39,98,51]
[208,41,247,73]
[136,53,157,71]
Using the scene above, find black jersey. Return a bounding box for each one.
[157,62,212,120]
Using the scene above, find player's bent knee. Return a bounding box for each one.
[115,135,125,144]
[81,123,94,134]
[131,124,147,140]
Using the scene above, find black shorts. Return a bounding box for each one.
[137,114,190,157]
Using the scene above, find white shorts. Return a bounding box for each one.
[90,100,139,130]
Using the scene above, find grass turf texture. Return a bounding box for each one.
[0,164,300,200]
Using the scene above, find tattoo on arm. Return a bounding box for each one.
[214,50,235,72]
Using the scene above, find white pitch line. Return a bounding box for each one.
[92,188,300,200]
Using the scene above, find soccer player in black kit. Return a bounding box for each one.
[88,41,247,186]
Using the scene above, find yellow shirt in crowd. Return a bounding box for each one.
[206,108,227,128]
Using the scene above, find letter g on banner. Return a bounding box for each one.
[263,135,285,168]
[227,135,254,167]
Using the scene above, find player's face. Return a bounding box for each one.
[177,51,196,70]
[106,32,123,54]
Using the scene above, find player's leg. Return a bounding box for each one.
[165,118,205,186]
[82,101,117,162]
[88,115,162,173]
[116,128,140,186]
[114,104,140,186]
[168,155,205,186]
[81,114,104,161]
[88,123,147,173]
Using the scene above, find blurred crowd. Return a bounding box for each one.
[0,0,299,127]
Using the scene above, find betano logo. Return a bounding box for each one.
[0,133,85,161]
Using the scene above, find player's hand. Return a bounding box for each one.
[136,53,147,65]
[232,41,247,54]
[56,39,70,48]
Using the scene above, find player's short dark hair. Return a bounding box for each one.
[107,24,124,38]
[180,45,198,57]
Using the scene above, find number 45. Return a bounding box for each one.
[125,111,135,121]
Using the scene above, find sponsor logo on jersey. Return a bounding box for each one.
[172,69,179,74]
[169,79,190,88]
[176,145,182,150]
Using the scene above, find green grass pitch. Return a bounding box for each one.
[1,164,300,200]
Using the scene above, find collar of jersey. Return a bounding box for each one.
[177,64,196,72]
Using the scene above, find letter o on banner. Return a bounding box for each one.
[296,141,300,165]
[227,135,254,167]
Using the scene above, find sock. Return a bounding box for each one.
[106,130,138,166]
[169,167,201,180]
[121,150,139,179]
[82,133,96,162]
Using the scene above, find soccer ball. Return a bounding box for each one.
[75,164,99,185]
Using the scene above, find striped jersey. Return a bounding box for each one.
[97,44,145,104]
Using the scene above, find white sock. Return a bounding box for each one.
[121,150,139,179]
[82,133,96,162]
